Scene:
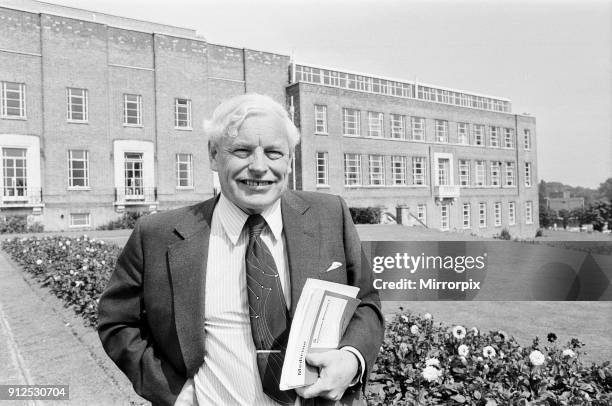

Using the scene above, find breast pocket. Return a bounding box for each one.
[318,265,347,284]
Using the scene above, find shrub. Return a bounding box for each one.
[350,207,381,224]
[535,228,543,237]
[0,216,28,234]
[98,211,147,230]
[366,311,612,405]
[494,228,511,240]
[27,222,44,233]
[1,235,120,326]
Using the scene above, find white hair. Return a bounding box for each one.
[204,94,300,152]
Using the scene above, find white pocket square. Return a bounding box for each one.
[324,261,343,272]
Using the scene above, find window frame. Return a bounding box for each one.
[412,156,426,185]
[494,202,502,227]
[123,94,143,126]
[391,155,407,185]
[344,153,362,186]
[367,111,384,138]
[67,149,90,189]
[505,161,516,187]
[1,81,27,119]
[508,202,516,225]
[316,152,329,186]
[524,162,532,187]
[342,108,361,137]
[479,202,487,228]
[435,119,449,143]
[463,203,471,229]
[411,117,425,141]
[459,159,470,187]
[66,87,88,123]
[390,113,405,140]
[174,98,192,130]
[176,153,194,188]
[69,213,91,228]
[457,122,469,144]
[314,104,328,134]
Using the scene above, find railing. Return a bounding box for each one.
[114,187,157,204]
[434,185,460,200]
[0,187,43,206]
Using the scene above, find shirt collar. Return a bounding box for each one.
[216,193,283,245]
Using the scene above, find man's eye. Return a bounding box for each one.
[266,151,284,160]
[232,149,250,158]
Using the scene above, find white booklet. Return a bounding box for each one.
[280,278,360,390]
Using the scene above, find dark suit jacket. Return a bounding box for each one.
[98,190,384,406]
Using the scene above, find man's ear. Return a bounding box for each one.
[208,140,218,172]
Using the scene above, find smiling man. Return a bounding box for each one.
[98,94,384,406]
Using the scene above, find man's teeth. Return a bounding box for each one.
[242,180,272,186]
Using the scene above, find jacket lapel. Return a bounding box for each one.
[168,197,217,376]
[282,192,319,318]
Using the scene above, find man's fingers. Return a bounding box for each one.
[295,378,325,399]
[305,351,328,367]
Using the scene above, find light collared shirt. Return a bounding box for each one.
[174,194,363,406]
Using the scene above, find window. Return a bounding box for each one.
[69,213,90,227]
[314,105,328,134]
[508,202,516,225]
[458,122,469,144]
[68,150,89,188]
[123,94,142,126]
[368,155,385,185]
[390,114,405,139]
[524,129,532,150]
[463,203,471,229]
[67,88,88,122]
[391,156,407,185]
[525,201,533,224]
[437,158,450,186]
[504,128,514,148]
[435,119,448,143]
[368,112,384,137]
[494,202,502,227]
[417,204,427,224]
[316,152,328,186]
[525,162,532,187]
[412,157,426,185]
[2,148,27,198]
[343,108,360,136]
[459,160,470,186]
[175,98,192,129]
[344,153,361,185]
[440,204,450,231]
[473,124,484,146]
[124,152,143,197]
[1,81,26,118]
[505,162,515,186]
[176,153,193,188]
[479,202,487,227]
[475,160,485,186]
[411,117,425,141]
[489,126,499,147]
[490,161,501,186]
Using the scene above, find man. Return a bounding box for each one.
[98,94,384,405]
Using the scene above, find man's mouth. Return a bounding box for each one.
[239,179,274,187]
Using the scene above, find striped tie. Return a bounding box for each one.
[245,214,296,405]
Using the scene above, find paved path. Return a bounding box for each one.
[0,251,147,406]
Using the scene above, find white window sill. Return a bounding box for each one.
[123,123,143,128]
[316,184,330,189]
[67,187,91,191]
[174,126,193,131]
[1,115,27,120]
[176,186,195,190]
[67,120,89,124]
[314,132,328,136]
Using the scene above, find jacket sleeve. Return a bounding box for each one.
[97,220,185,406]
[336,196,385,383]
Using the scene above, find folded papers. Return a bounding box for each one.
[280,278,360,390]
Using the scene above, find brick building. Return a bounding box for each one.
[0,0,538,237]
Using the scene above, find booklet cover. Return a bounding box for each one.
[280,279,360,390]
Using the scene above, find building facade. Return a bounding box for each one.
[0,1,538,237]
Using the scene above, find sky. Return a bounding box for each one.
[41,0,612,189]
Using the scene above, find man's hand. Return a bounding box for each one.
[294,349,359,401]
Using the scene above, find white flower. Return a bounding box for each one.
[499,351,505,359]
[423,313,432,320]
[471,327,479,336]
[22,249,27,254]
[401,315,409,323]
[82,265,88,271]
[483,346,496,358]
[100,240,105,245]
[58,241,63,246]
[562,349,576,358]
[458,344,470,357]
[101,260,106,265]
[410,325,420,335]
[399,342,409,355]
[65,240,71,246]
[452,325,467,340]
[36,259,43,265]
[421,365,442,382]
[477,356,483,362]
[529,350,545,366]
[425,358,440,367]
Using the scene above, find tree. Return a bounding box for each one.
[597,177,612,202]
[539,204,556,229]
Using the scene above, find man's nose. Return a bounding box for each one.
[248,149,267,173]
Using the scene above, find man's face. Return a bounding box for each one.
[209,113,292,214]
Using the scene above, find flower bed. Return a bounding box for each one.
[1,235,120,327]
[368,310,611,405]
[2,237,611,404]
